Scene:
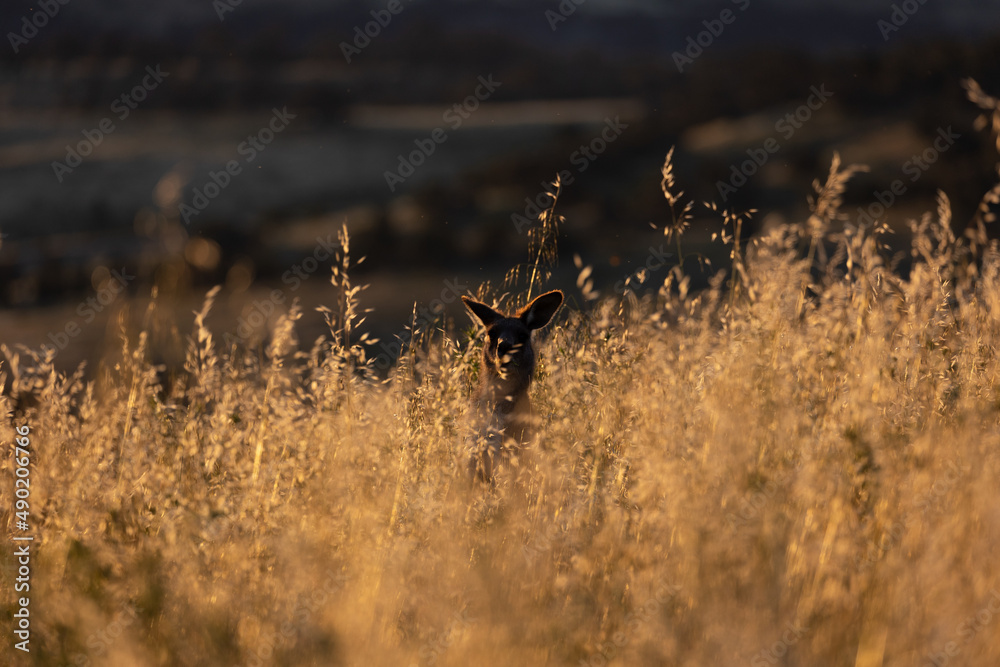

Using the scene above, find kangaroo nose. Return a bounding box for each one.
[497,340,513,358]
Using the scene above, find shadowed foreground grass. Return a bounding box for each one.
[5,137,1000,666]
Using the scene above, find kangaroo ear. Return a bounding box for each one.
[519,290,563,330]
[462,296,503,328]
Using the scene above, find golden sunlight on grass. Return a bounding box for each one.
[3,83,1000,667]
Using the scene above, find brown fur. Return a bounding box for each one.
[462,290,563,481]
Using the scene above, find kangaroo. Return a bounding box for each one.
[461,290,563,481]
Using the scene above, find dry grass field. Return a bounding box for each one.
[4,84,1000,667]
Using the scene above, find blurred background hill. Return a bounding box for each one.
[2,0,1000,372]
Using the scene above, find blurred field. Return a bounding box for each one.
[4,95,1000,667]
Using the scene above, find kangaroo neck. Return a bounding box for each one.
[481,377,530,414]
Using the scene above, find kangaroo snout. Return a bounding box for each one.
[496,338,515,360]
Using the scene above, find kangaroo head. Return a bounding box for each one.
[462,290,563,396]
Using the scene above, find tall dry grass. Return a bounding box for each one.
[3,84,1000,666]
